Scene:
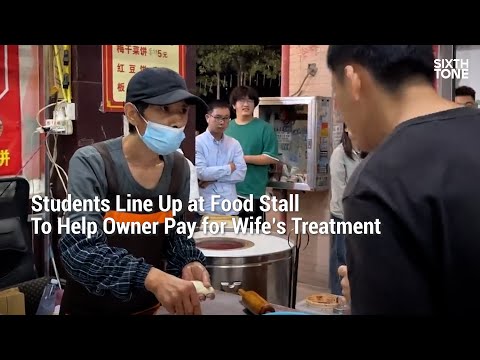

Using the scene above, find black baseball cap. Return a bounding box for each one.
[126,67,207,108]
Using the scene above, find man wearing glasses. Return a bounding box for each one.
[195,100,247,217]
[225,86,279,223]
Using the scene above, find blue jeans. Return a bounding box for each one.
[329,214,347,295]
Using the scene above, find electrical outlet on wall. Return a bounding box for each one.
[45,119,55,128]
[66,103,76,120]
[308,63,318,76]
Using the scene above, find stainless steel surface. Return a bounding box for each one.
[253,96,333,192]
[197,234,293,307]
[207,257,292,307]
[155,291,247,315]
[221,281,242,293]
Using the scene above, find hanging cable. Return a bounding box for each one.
[290,73,310,97]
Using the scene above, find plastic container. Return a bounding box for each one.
[304,293,341,314]
[295,299,333,315]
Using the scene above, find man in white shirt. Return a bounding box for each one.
[195,100,247,216]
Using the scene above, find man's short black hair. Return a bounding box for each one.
[455,85,476,100]
[207,99,230,114]
[327,45,435,92]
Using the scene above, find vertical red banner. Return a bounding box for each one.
[0,45,22,176]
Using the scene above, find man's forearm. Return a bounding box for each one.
[196,165,231,181]
[244,154,278,165]
[166,231,206,277]
[59,230,152,300]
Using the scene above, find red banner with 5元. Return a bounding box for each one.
[0,45,22,176]
[101,45,186,112]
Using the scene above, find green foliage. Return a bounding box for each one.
[197,45,281,97]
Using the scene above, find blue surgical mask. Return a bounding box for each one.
[136,118,185,155]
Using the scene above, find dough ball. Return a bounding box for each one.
[191,280,215,296]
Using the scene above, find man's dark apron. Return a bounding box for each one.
[60,143,186,315]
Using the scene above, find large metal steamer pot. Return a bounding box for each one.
[193,232,294,307]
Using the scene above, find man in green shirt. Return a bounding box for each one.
[225,86,279,222]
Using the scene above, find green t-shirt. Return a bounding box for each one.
[224,118,279,198]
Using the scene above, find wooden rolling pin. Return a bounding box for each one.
[238,289,275,315]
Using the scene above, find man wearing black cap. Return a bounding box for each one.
[59,67,212,315]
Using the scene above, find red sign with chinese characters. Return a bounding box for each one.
[0,45,22,176]
[101,45,186,112]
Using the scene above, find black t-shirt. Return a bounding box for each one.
[343,107,480,315]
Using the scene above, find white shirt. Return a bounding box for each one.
[195,130,247,215]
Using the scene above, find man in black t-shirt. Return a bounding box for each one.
[327,45,480,315]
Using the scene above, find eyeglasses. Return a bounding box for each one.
[237,99,255,105]
[209,115,230,122]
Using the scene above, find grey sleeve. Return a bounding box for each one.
[64,146,108,227]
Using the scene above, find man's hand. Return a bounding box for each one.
[182,261,215,301]
[229,162,236,172]
[198,180,214,188]
[338,265,350,303]
[145,267,201,315]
